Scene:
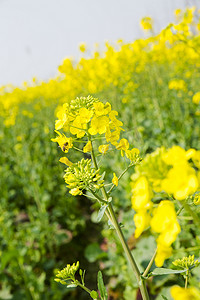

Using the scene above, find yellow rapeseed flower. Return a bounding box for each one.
[131,176,152,212]
[133,211,151,238]
[125,148,140,161]
[99,144,109,154]
[112,173,118,186]
[83,141,92,153]
[59,157,73,166]
[140,17,153,31]
[171,286,200,300]
[51,131,73,153]
[88,115,109,135]
[193,92,200,104]
[155,244,172,267]
[79,43,86,53]
[116,138,129,156]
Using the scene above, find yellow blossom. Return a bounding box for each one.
[112,173,118,186]
[162,164,198,200]
[168,79,187,91]
[125,148,140,161]
[70,116,87,138]
[116,138,129,156]
[88,115,109,135]
[171,286,200,300]
[70,188,82,196]
[151,201,180,266]
[193,92,200,104]
[93,102,111,116]
[105,128,121,145]
[79,43,86,53]
[99,144,109,154]
[131,176,152,212]
[140,17,153,31]
[51,131,73,153]
[151,201,179,234]
[134,211,151,238]
[83,141,92,153]
[79,107,93,123]
[155,244,172,267]
[59,157,73,166]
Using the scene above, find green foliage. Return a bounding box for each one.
[97,271,108,300]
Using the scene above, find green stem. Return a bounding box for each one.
[185,269,189,289]
[143,248,157,278]
[176,206,184,216]
[181,201,200,227]
[76,281,91,294]
[88,134,149,300]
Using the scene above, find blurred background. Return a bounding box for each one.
[0,0,199,85]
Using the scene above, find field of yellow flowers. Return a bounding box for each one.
[1,7,200,300]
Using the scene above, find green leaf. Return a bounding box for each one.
[96,205,108,223]
[97,271,108,300]
[90,290,98,299]
[151,268,187,276]
[100,171,106,181]
[161,295,169,300]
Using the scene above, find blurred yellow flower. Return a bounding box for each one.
[99,144,109,154]
[193,92,200,104]
[112,173,118,186]
[140,17,153,31]
[171,286,200,300]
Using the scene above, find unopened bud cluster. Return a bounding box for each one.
[193,193,200,205]
[173,255,200,269]
[55,261,79,284]
[64,158,104,195]
[69,95,99,112]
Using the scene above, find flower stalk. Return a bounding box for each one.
[88,133,150,300]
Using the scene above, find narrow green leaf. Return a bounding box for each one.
[97,271,108,300]
[96,205,108,223]
[100,171,106,181]
[161,295,169,300]
[90,290,98,299]
[152,268,187,276]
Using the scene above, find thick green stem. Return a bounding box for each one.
[88,134,150,300]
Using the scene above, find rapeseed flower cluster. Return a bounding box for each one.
[55,261,79,284]
[131,145,200,266]
[52,96,140,196]
[52,96,139,161]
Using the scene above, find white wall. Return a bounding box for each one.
[0,0,199,86]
